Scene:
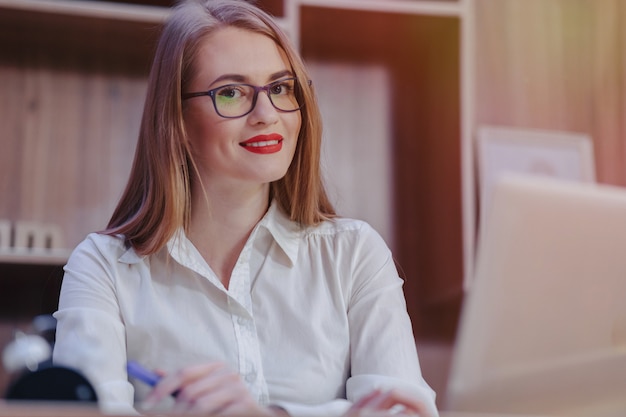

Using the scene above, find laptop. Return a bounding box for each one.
[445,175,626,416]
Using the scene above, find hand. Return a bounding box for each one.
[344,388,429,417]
[141,362,279,416]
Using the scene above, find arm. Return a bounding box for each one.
[271,222,438,417]
[345,389,432,417]
[345,223,438,417]
[52,234,136,414]
[140,361,284,416]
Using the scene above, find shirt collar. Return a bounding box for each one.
[117,201,302,267]
[258,200,301,267]
[118,239,144,264]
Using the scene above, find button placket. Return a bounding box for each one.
[228,230,269,405]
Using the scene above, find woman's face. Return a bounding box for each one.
[183,26,301,191]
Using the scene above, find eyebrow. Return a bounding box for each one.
[210,69,294,86]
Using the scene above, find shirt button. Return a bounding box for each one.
[237,316,248,325]
[245,371,256,383]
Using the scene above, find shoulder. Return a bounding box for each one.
[306,216,363,233]
[67,233,140,267]
[265,203,385,246]
[303,217,389,250]
[305,217,376,236]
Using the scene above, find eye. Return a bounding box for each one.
[215,85,247,100]
[269,80,295,96]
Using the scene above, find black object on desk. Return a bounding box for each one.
[5,365,98,403]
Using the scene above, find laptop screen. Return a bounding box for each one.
[445,175,626,417]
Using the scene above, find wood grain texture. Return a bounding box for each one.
[301,6,463,340]
[0,56,147,249]
[474,0,626,186]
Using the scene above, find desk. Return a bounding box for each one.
[0,401,549,417]
[441,413,548,417]
[0,402,106,417]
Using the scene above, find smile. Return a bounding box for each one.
[243,139,281,147]
[240,134,284,154]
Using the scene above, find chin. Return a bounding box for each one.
[262,168,290,184]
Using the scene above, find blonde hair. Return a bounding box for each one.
[105,0,335,255]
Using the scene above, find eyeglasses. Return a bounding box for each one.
[182,77,305,119]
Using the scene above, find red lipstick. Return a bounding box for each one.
[240,133,283,154]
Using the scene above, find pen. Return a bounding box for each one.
[126,360,162,387]
[127,360,181,398]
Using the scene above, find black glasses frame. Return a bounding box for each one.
[182,77,310,119]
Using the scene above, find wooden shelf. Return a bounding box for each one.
[296,0,463,16]
[0,0,471,342]
[0,0,170,23]
[0,249,70,266]
[300,4,464,340]
[0,1,169,72]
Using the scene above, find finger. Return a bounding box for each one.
[175,366,239,403]
[143,362,227,407]
[186,381,252,415]
[173,366,251,414]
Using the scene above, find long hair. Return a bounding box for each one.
[105,0,335,255]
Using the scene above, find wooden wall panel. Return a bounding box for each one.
[0,1,465,343]
[0,4,157,251]
[308,62,395,248]
[475,0,626,186]
[590,1,626,185]
[301,6,463,341]
[0,61,146,249]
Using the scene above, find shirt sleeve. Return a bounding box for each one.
[345,222,439,417]
[52,234,137,415]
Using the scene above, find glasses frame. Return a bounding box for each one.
[182,77,310,119]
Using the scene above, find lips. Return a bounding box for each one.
[239,134,283,154]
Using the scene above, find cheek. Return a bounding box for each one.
[185,104,212,133]
[184,108,222,154]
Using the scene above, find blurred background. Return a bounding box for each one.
[1,0,626,409]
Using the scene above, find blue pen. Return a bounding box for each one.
[127,360,182,398]
[126,360,162,387]
[126,361,180,398]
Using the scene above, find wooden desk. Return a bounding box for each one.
[0,402,106,417]
[441,413,548,417]
[0,401,549,417]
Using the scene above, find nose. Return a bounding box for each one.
[247,90,279,125]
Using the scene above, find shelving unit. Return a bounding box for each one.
[2,0,622,406]
[0,0,169,21]
[295,0,473,339]
[0,0,167,267]
[0,0,476,342]
[0,249,71,266]
[0,0,481,403]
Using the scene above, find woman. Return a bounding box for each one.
[52,1,438,416]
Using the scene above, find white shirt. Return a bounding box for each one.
[53,202,438,417]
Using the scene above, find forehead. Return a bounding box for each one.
[192,26,291,83]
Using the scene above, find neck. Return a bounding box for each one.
[187,181,270,288]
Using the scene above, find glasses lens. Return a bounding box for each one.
[211,78,302,118]
[268,78,300,112]
[214,84,255,118]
